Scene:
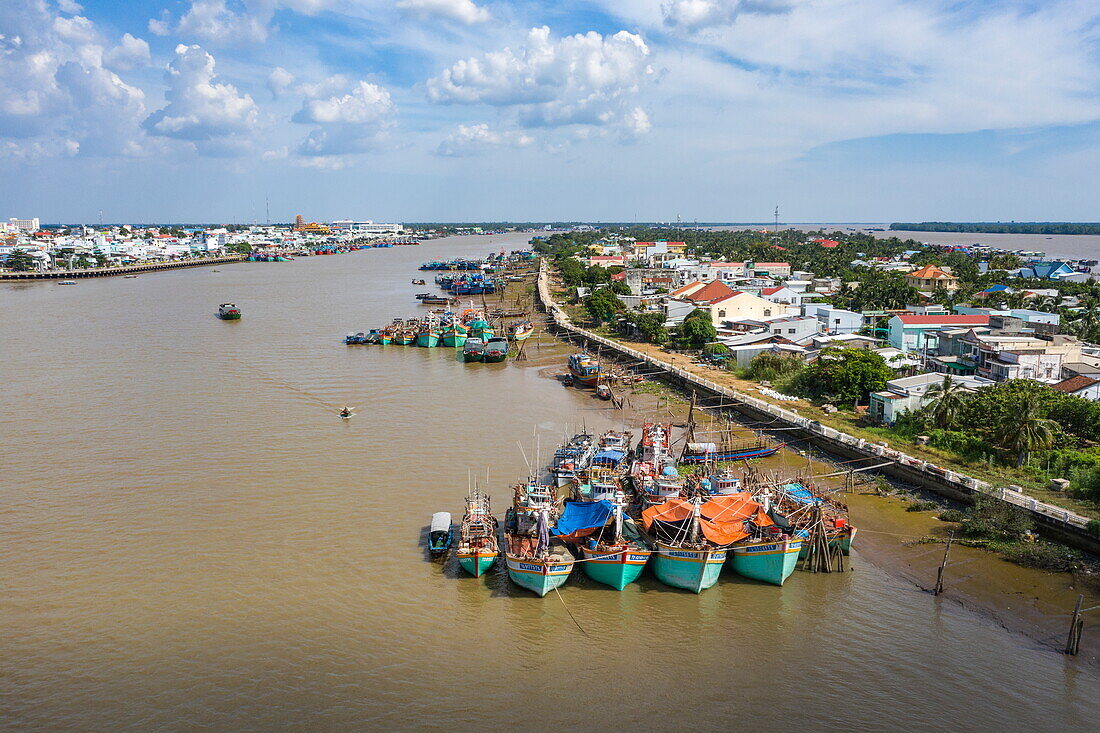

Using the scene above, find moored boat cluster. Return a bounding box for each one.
[433,418,857,596]
[344,308,533,361]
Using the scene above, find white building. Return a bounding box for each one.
[9,217,40,232]
[868,373,994,425]
[331,220,404,235]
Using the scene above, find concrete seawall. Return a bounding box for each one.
[536,263,1100,555]
[0,255,246,280]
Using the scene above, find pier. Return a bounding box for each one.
[535,262,1100,555]
[0,254,246,280]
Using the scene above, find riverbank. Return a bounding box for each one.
[0,254,245,280]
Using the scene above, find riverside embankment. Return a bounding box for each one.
[0,254,245,280]
[535,262,1100,556]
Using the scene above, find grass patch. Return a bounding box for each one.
[906,500,939,512]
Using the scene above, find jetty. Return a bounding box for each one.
[0,254,245,281]
[535,261,1100,555]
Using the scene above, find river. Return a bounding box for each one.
[2,232,1098,730]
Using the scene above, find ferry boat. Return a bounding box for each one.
[217,303,241,319]
[482,336,509,363]
[455,490,499,577]
[503,481,574,597]
[568,352,600,387]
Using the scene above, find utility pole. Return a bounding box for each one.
[774,205,779,236]
[266,196,270,226]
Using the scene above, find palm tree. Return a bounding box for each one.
[995,394,1059,467]
[923,374,969,429]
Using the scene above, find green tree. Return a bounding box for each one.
[3,248,36,271]
[626,311,669,345]
[583,286,624,325]
[995,393,1060,467]
[788,347,894,405]
[677,308,716,349]
[923,374,970,429]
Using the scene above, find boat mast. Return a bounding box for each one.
[691,496,701,544]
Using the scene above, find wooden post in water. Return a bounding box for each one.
[1066,594,1084,655]
[933,532,954,596]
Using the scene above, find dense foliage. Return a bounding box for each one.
[892,222,1100,235]
[583,286,624,325]
[3,248,36,271]
[786,348,893,405]
[620,310,669,345]
[677,308,717,349]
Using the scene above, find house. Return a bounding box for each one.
[904,264,959,291]
[804,304,863,335]
[887,314,990,351]
[811,333,881,350]
[718,332,808,368]
[1012,261,1075,280]
[624,268,677,295]
[587,255,627,268]
[1051,375,1100,401]
[723,315,821,344]
[760,285,805,307]
[868,373,994,425]
[930,323,1083,382]
[708,290,791,327]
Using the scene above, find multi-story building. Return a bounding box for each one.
[868,373,994,425]
[8,217,40,232]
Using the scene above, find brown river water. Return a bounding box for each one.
[2,233,1099,730]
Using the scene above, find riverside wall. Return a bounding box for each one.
[0,255,246,280]
[535,263,1100,555]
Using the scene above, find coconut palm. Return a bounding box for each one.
[923,374,969,429]
[995,394,1059,467]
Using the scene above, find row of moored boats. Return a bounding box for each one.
[429,421,856,595]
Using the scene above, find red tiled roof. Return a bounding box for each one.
[813,238,840,247]
[761,286,784,295]
[906,264,957,280]
[895,315,990,325]
[1051,375,1099,394]
[670,280,704,296]
[611,271,626,281]
[685,280,737,303]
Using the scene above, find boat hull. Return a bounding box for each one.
[580,547,651,590]
[569,369,600,387]
[378,335,392,345]
[729,539,802,586]
[462,351,484,362]
[441,332,468,347]
[394,335,415,345]
[505,554,573,596]
[457,550,499,577]
[651,542,727,593]
[416,332,440,348]
[483,350,507,363]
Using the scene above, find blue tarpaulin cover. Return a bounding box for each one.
[592,450,626,464]
[553,500,614,536]
[784,483,821,505]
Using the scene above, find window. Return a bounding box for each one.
[718,310,726,318]
[764,309,771,316]
[788,328,796,334]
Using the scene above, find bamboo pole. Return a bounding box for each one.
[933,532,954,596]
[1066,594,1084,655]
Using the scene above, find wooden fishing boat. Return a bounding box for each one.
[503,481,574,597]
[455,490,499,577]
[428,512,452,558]
[680,439,782,464]
[441,322,468,347]
[557,494,652,591]
[462,337,485,362]
[509,320,534,342]
[217,303,241,320]
[568,352,600,387]
[549,432,595,488]
[482,336,509,363]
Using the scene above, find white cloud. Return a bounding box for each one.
[661,0,792,30]
[143,44,258,153]
[0,1,148,157]
[56,0,82,14]
[397,0,490,25]
[435,123,533,156]
[291,78,396,161]
[177,0,270,43]
[148,15,171,37]
[104,33,151,71]
[267,66,295,99]
[427,26,654,139]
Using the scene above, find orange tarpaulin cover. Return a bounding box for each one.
[643,495,770,546]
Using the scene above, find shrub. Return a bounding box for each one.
[926,429,987,458]
[961,494,1033,540]
[745,351,804,382]
[1087,519,1100,539]
[938,509,967,523]
[1000,541,1081,572]
[906,500,939,512]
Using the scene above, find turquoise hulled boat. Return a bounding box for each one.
[482,336,509,363]
[728,538,802,586]
[568,352,601,387]
[416,328,441,347]
[441,323,468,347]
[462,337,485,362]
[651,542,728,594]
[503,481,574,596]
[552,494,652,591]
[455,489,499,578]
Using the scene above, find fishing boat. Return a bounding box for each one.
[728,535,802,586]
[596,383,613,400]
[509,320,534,342]
[630,422,681,506]
[556,494,653,590]
[393,323,416,345]
[568,353,601,387]
[482,336,509,363]
[217,303,241,319]
[58,280,77,285]
[681,439,782,464]
[462,337,485,362]
[455,490,499,577]
[345,332,368,345]
[441,321,468,347]
[550,432,596,488]
[503,481,575,597]
[774,482,858,557]
[416,316,441,348]
[644,493,772,593]
[428,512,453,558]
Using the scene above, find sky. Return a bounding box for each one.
[2,0,1099,224]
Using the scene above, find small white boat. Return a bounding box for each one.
[124,275,138,279]
[58,280,77,285]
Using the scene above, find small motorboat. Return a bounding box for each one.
[429,512,453,557]
[124,275,139,279]
[217,303,241,319]
[596,383,613,400]
[345,332,368,345]
[58,280,77,285]
[411,279,426,285]
[482,336,510,363]
[339,405,356,419]
[462,337,485,362]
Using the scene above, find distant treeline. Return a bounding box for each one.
[891,222,1100,235]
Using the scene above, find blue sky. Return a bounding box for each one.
[2,0,1099,223]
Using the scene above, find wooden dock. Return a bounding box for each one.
[0,255,246,281]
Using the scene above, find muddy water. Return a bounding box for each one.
[2,233,1098,730]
